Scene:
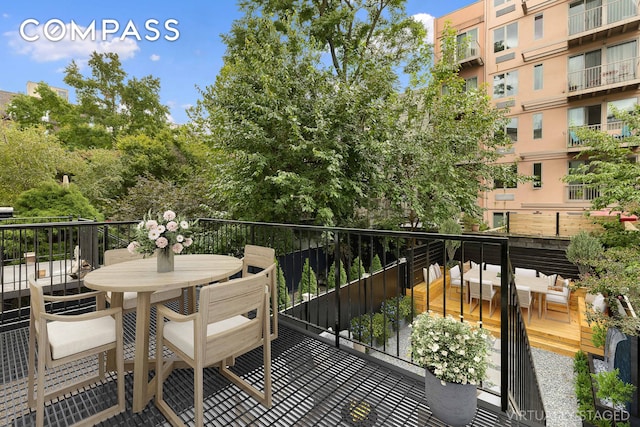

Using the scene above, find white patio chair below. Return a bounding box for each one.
[517,285,533,323]
[468,278,498,317]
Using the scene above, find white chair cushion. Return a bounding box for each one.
[433,263,441,278]
[427,265,437,284]
[47,316,116,360]
[449,264,461,279]
[546,285,569,303]
[164,315,250,359]
[109,289,183,310]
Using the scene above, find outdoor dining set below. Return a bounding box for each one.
[423,261,572,323]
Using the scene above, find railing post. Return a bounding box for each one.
[556,212,560,237]
[500,239,509,413]
[334,231,341,348]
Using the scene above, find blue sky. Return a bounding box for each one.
[0,1,473,124]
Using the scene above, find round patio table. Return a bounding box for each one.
[83,254,243,413]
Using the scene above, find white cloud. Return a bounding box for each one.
[2,13,9,19]
[150,53,160,61]
[181,103,193,110]
[4,22,139,63]
[412,13,435,45]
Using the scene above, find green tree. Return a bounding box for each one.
[370,254,383,274]
[439,218,462,266]
[297,258,318,300]
[6,83,73,132]
[276,261,290,310]
[350,256,366,281]
[64,52,169,146]
[565,231,604,275]
[192,3,425,226]
[0,124,80,205]
[14,182,103,220]
[380,24,517,229]
[327,262,347,289]
[194,6,516,228]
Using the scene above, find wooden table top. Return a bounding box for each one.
[83,254,243,293]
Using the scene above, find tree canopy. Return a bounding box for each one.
[192,4,515,228]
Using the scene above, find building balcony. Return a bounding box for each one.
[568,0,640,47]
[457,40,483,69]
[567,58,640,100]
[566,184,600,202]
[567,122,637,151]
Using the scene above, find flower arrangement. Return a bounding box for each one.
[409,311,492,385]
[127,210,194,256]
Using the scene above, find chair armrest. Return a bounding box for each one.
[40,306,121,322]
[157,304,198,323]
[42,290,106,303]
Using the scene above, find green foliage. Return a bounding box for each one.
[399,295,416,322]
[297,259,318,300]
[562,105,640,217]
[592,368,636,408]
[371,312,392,346]
[574,350,599,424]
[276,261,290,310]
[370,254,383,274]
[382,24,517,230]
[350,314,372,345]
[0,124,81,205]
[381,298,400,330]
[596,220,640,249]
[327,262,347,290]
[439,219,462,264]
[592,323,607,349]
[350,256,366,281]
[7,83,73,132]
[566,231,604,275]
[14,182,103,220]
[194,5,513,228]
[64,52,169,145]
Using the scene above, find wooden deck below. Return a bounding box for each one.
[406,281,593,357]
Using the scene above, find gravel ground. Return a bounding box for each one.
[531,347,582,427]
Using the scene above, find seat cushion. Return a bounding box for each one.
[164,315,250,359]
[47,316,116,360]
[546,292,568,304]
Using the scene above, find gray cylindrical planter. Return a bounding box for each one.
[424,368,477,426]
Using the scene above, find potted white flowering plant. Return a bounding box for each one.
[127,210,194,273]
[409,311,492,426]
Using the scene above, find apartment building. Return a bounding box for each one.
[435,0,640,228]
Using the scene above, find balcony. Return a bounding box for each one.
[567,57,640,100]
[566,184,601,201]
[0,218,559,425]
[568,0,640,47]
[457,40,483,69]
[567,122,637,150]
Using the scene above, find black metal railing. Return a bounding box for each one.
[0,217,546,424]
